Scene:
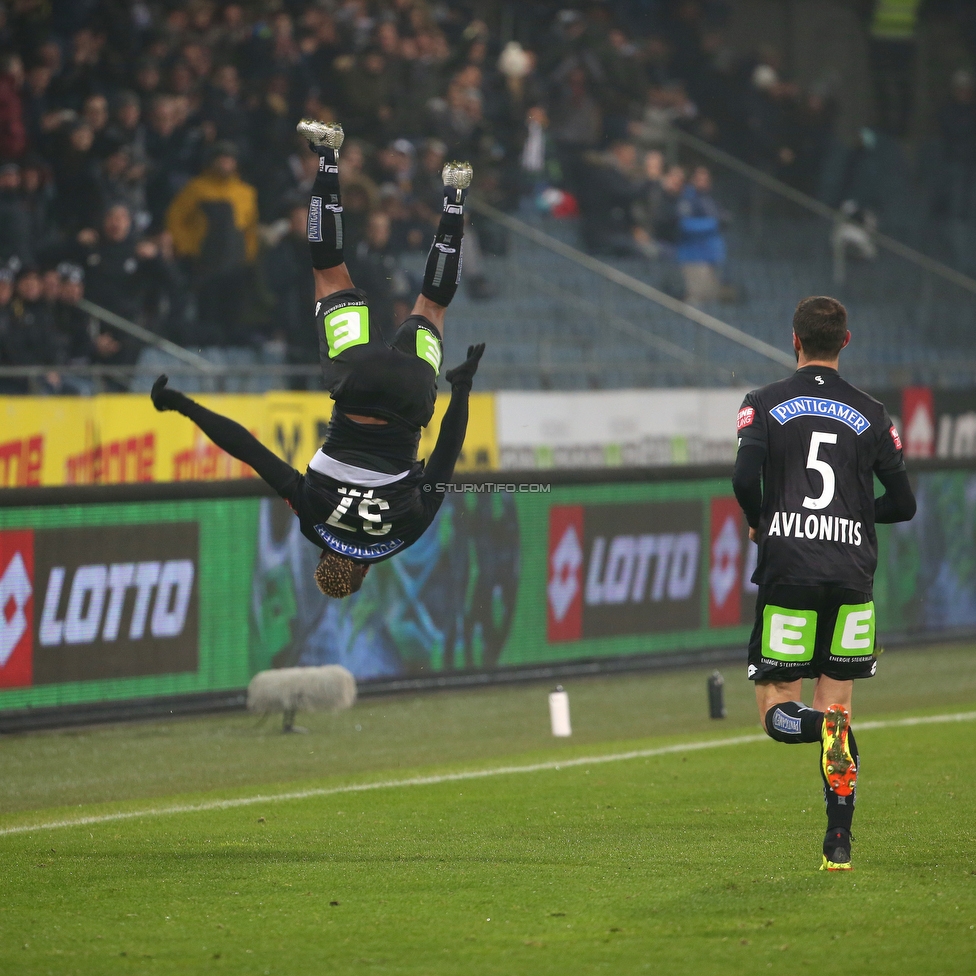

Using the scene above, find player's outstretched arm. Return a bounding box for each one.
[874,467,916,523]
[151,375,301,500]
[423,343,485,486]
[412,161,473,337]
[297,119,355,300]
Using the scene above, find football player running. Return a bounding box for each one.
[733,296,916,870]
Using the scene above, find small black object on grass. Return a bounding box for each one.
[707,671,726,719]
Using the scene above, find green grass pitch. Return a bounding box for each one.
[2,644,976,975]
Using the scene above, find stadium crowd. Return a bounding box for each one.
[0,0,974,391]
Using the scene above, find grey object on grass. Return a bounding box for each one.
[247,666,357,733]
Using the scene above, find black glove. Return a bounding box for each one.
[150,374,191,413]
[445,343,485,393]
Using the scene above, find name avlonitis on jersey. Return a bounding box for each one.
[767,511,863,546]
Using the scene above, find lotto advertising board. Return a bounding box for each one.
[0,499,255,713]
[3,468,975,723]
[265,478,761,679]
[256,470,976,680]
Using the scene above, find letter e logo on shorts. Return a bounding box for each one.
[324,306,370,357]
[762,605,816,662]
[831,602,875,657]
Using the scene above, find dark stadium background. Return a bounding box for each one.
[2,0,976,719]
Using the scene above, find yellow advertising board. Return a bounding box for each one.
[0,392,497,487]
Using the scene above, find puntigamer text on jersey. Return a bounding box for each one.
[769,397,871,434]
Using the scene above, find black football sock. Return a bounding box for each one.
[308,151,344,270]
[822,728,859,832]
[421,186,466,307]
[763,701,824,744]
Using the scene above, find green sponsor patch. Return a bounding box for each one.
[416,328,442,373]
[762,605,817,662]
[323,305,369,358]
[830,602,876,657]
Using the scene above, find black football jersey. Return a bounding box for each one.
[737,366,905,589]
[291,465,444,563]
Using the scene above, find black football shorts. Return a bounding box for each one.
[316,288,442,430]
[748,583,878,682]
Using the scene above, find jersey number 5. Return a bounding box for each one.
[802,431,838,511]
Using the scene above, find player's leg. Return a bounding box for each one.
[755,679,823,740]
[297,118,355,300]
[150,375,299,498]
[812,591,875,871]
[749,584,859,870]
[412,160,473,337]
[812,673,858,870]
[750,585,824,743]
[813,676,857,798]
[811,674,853,714]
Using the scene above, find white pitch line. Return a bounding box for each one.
[2,710,974,838]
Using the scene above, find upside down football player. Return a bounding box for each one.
[151,119,484,598]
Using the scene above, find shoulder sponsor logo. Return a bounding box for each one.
[769,397,870,434]
[772,708,802,735]
[324,305,370,357]
[736,407,755,431]
[416,328,442,373]
[890,425,903,451]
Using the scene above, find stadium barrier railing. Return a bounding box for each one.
[1,460,973,731]
[629,124,976,388]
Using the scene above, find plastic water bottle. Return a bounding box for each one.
[549,685,572,736]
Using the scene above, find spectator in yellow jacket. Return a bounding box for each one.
[166,140,258,345]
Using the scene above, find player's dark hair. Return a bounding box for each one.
[792,296,848,359]
[314,551,367,599]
